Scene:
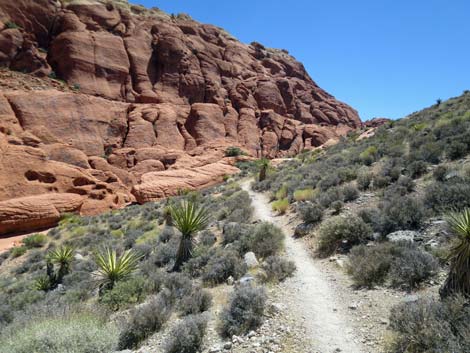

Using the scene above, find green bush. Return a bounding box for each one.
[387,296,470,353]
[316,215,372,257]
[293,188,316,202]
[100,277,147,311]
[10,246,27,258]
[251,222,284,258]
[0,311,119,353]
[331,200,344,214]
[298,202,323,224]
[218,285,266,337]
[118,290,173,349]
[356,171,372,190]
[406,160,428,179]
[424,180,470,212]
[341,185,359,202]
[432,165,448,181]
[225,146,244,157]
[272,198,288,214]
[22,234,48,248]
[379,195,426,235]
[347,242,438,289]
[201,249,246,285]
[260,255,296,283]
[179,287,212,315]
[164,314,208,353]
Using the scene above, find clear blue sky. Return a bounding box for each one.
[137,0,469,121]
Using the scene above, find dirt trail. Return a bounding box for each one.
[241,180,366,353]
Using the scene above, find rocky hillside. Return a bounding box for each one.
[0,0,361,234]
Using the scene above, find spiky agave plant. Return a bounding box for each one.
[94,248,141,295]
[440,208,470,298]
[170,201,210,271]
[258,158,270,182]
[46,245,74,288]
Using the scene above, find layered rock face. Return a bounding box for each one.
[0,0,360,234]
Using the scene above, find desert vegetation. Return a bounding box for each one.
[251,91,470,352]
[0,181,294,352]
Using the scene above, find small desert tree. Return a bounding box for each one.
[171,201,210,271]
[440,208,470,298]
[258,158,270,182]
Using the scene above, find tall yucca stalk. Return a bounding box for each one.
[170,201,210,271]
[95,248,141,294]
[440,208,470,298]
[258,158,270,182]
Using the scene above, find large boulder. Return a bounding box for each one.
[0,193,83,235]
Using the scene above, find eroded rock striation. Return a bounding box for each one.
[0,0,361,234]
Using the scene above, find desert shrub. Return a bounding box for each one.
[406,160,428,179]
[331,200,344,214]
[357,171,373,190]
[357,208,382,233]
[179,287,212,315]
[118,290,173,349]
[337,167,357,183]
[201,249,246,285]
[164,314,208,353]
[387,296,470,353]
[275,185,288,200]
[293,188,316,202]
[272,198,289,214]
[219,190,253,222]
[347,244,393,288]
[396,175,415,192]
[218,285,267,337]
[251,222,284,258]
[182,246,214,277]
[424,180,470,212]
[199,230,216,247]
[151,237,178,267]
[318,173,340,191]
[22,234,48,248]
[298,202,323,224]
[342,185,359,202]
[347,242,438,289]
[317,215,372,257]
[359,146,378,165]
[162,272,193,300]
[158,226,174,243]
[432,165,448,181]
[0,311,119,353]
[389,248,438,289]
[10,246,27,258]
[222,222,253,247]
[446,141,468,160]
[379,196,426,235]
[316,187,343,208]
[372,174,391,189]
[100,276,147,311]
[260,255,296,283]
[225,146,244,157]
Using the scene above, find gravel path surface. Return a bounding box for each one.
[242,180,366,353]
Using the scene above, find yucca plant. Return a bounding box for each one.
[440,208,470,298]
[45,245,74,288]
[170,201,210,271]
[258,158,270,182]
[34,275,51,291]
[94,248,141,295]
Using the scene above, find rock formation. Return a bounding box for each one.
[0,0,361,234]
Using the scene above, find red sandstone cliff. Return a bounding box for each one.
[0,0,361,234]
